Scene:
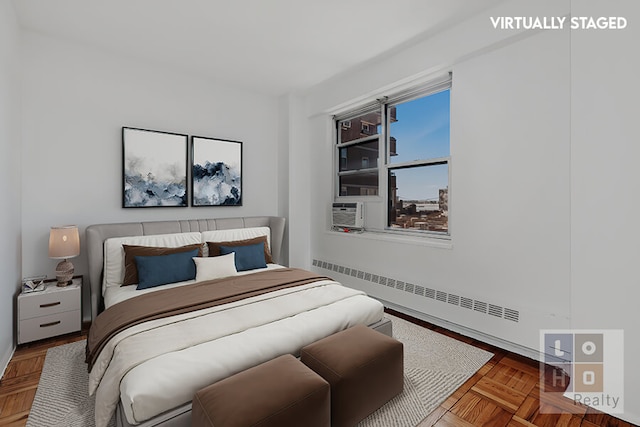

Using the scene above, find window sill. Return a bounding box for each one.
[324,228,452,249]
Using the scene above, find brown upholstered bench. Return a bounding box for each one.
[300,324,404,427]
[192,354,330,427]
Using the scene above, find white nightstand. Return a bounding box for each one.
[17,277,82,344]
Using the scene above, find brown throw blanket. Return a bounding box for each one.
[86,268,331,371]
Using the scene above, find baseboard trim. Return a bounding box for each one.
[0,344,16,380]
[381,299,544,362]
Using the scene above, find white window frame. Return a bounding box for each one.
[334,73,452,237]
[335,104,384,198]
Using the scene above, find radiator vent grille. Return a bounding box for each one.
[504,308,520,322]
[473,300,487,314]
[447,294,460,306]
[313,259,519,323]
[488,304,503,318]
[461,297,473,310]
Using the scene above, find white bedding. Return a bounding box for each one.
[103,264,284,308]
[91,274,384,427]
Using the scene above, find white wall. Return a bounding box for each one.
[570,0,640,424]
[0,0,22,374]
[301,0,571,353]
[284,94,311,268]
[294,0,640,423]
[20,32,281,320]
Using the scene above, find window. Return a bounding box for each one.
[337,110,382,196]
[387,89,450,234]
[335,75,451,235]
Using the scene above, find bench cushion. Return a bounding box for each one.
[192,354,330,427]
[301,324,403,427]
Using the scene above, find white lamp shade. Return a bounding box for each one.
[49,226,80,259]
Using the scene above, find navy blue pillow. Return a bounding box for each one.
[219,242,267,272]
[135,249,199,290]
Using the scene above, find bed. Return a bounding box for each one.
[85,216,391,427]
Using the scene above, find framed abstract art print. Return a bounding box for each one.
[122,127,188,208]
[191,136,242,206]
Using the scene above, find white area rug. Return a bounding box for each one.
[27,315,492,427]
[25,339,116,427]
[358,315,492,426]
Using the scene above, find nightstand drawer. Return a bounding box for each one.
[18,286,81,320]
[18,310,81,344]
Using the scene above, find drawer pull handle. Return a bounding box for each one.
[40,321,61,328]
[40,302,61,308]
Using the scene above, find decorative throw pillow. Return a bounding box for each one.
[219,242,267,272]
[135,249,199,290]
[193,253,238,282]
[122,243,203,286]
[207,236,273,264]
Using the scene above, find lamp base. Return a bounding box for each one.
[55,259,74,286]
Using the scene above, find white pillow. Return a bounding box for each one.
[193,253,238,282]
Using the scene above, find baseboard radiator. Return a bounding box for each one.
[312,259,520,324]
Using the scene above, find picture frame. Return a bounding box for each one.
[122,127,188,208]
[191,136,242,206]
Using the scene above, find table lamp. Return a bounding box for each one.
[48,225,80,286]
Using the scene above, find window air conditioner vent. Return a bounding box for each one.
[332,202,364,229]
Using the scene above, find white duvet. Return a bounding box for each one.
[90,277,384,427]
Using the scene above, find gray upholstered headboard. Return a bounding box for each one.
[85,216,286,321]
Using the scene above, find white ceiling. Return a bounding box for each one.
[11,0,502,95]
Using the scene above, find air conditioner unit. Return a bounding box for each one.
[332,202,364,229]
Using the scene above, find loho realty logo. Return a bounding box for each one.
[540,329,624,414]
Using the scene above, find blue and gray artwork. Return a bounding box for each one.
[123,128,188,207]
[124,163,187,207]
[192,137,242,206]
[192,161,241,205]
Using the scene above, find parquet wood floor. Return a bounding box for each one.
[0,314,635,427]
[0,328,86,426]
[387,309,636,427]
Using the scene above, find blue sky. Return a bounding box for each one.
[390,89,450,201]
